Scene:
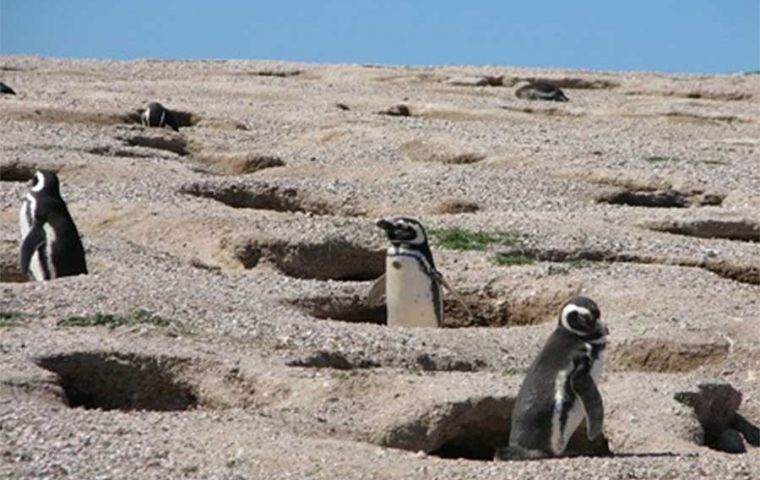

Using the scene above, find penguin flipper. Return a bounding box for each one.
[367,274,386,307]
[571,361,604,440]
[20,223,46,274]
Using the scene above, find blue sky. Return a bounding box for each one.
[1,0,758,73]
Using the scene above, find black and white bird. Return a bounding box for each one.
[140,102,179,131]
[515,81,569,102]
[19,170,88,281]
[496,296,607,460]
[0,81,16,95]
[368,217,444,327]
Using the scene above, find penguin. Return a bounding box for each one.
[515,81,569,102]
[19,170,88,281]
[368,217,444,327]
[496,296,608,460]
[140,102,179,131]
[0,81,16,95]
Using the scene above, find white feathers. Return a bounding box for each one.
[560,303,592,335]
[550,369,569,454]
[31,171,46,192]
[43,223,57,279]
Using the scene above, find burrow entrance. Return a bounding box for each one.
[121,133,191,156]
[237,240,386,281]
[35,352,198,411]
[291,284,579,328]
[596,189,724,208]
[181,181,357,216]
[0,162,39,182]
[643,219,760,243]
[379,396,610,461]
[609,340,730,373]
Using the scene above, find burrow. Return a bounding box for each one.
[596,188,724,208]
[119,132,192,156]
[236,240,386,281]
[181,181,362,216]
[0,162,41,182]
[33,351,262,412]
[124,108,201,129]
[674,381,760,454]
[377,395,610,460]
[508,247,760,286]
[609,340,730,373]
[1,242,29,282]
[642,219,760,243]
[289,281,581,328]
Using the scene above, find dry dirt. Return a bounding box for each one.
[1,56,759,479]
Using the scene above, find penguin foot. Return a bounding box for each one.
[493,446,550,461]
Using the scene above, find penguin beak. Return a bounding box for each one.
[376,219,394,231]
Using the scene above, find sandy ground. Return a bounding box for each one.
[1,56,759,479]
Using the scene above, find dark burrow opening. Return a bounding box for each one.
[124,109,201,128]
[383,396,611,461]
[35,352,198,411]
[644,219,760,243]
[181,182,340,216]
[292,286,575,328]
[237,241,386,281]
[122,134,190,156]
[0,162,38,182]
[597,189,724,208]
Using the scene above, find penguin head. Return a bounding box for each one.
[29,170,61,197]
[376,217,429,247]
[559,296,607,338]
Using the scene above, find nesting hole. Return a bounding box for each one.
[181,182,337,215]
[643,219,760,243]
[122,134,190,156]
[0,162,37,182]
[35,352,198,411]
[291,295,386,324]
[610,340,729,373]
[382,396,610,461]
[264,242,386,281]
[292,284,578,328]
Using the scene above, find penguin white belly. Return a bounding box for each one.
[551,352,605,454]
[28,250,45,281]
[385,255,440,327]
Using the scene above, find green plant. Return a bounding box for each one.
[57,309,170,328]
[0,310,23,328]
[429,228,523,251]
[493,253,536,267]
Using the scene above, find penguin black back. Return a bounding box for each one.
[141,102,179,131]
[499,296,607,459]
[0,81,15,95]
[20,170,87,280]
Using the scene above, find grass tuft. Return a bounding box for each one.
[0,310,24,328]
[57,309,171,328]
[493,253,536,267]
[429,228,523,251]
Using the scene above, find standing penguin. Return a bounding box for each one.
[515,81,569,102]
[368,217,444,327]
[140,102,179,131]
[496,296,608,460]
[19,170,88,281]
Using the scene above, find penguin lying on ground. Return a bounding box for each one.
[141,102,179,131]
[515,81,569,102]
[368,217,470,327]
[496,296,607,460]
[19,170,88,281]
